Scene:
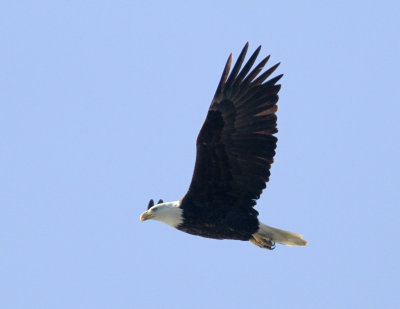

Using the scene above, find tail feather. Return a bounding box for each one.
[251,223,307,249]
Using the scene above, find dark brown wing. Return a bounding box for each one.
[182,43,282,210]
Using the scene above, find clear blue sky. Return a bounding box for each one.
[1,1,399,308]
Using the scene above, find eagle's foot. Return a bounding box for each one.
[249,234,276,250]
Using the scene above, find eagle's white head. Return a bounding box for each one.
[140,200,183,228]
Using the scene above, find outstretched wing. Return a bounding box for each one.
[182,43,282,210]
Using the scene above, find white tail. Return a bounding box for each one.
[250,223,307,249]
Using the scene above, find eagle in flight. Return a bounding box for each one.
[140,43,307,250]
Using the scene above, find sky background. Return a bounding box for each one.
[1,1,399,308]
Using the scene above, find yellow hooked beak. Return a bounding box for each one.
[140,210,152,221]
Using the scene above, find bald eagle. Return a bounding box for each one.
[140,43,307,250]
